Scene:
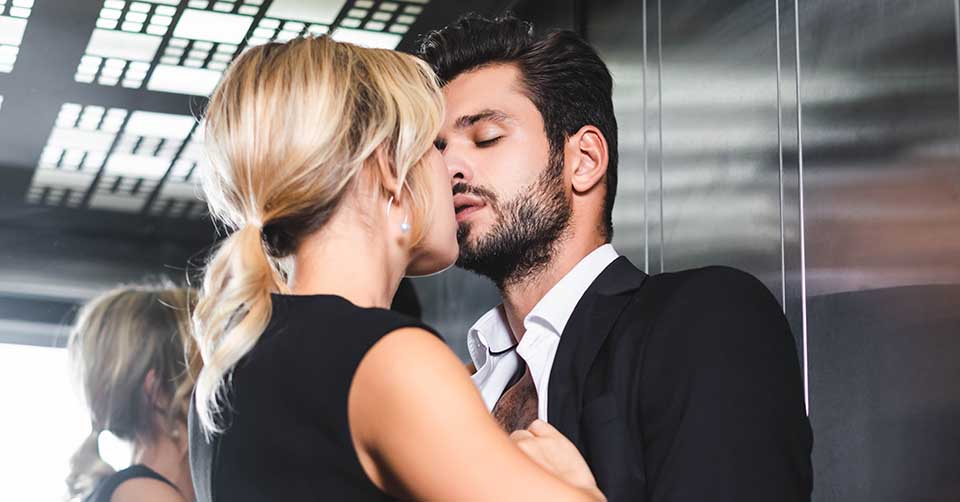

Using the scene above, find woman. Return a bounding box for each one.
[66,284,198,502]
[189,35,604,501]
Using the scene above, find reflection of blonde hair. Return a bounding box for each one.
[192,35,444,435]
[65,284,197,499]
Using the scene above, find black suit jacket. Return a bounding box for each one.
[547,257,812,502]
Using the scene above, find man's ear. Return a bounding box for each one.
[566,125,608,194]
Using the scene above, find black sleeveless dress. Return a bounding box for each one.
[85,464,179,501]
[189,294,441,501]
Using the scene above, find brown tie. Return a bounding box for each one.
[491,368,539,432]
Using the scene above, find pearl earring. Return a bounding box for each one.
[386,196,410,234]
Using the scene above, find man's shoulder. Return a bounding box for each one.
[608,264,782,335]
[606,265,792,366]
[633,265,772,304]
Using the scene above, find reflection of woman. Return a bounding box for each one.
[190,36,603,501]
[66,285,197,502]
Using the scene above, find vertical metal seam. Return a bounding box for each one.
[793,0,810,416]
[657,0,665,273]
[775,0,786,310]
[643,0,649,272]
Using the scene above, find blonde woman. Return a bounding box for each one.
[67,284,198,502]
[189,35,604,501]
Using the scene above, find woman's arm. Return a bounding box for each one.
[349,327,603,501]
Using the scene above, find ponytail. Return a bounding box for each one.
[192,224,286,436]
[65,430,115,499]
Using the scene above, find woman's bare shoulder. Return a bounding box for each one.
[110,477,186,502]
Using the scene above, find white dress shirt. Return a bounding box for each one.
[467,244,620,421]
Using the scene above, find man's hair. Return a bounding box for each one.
[418,14,619,240]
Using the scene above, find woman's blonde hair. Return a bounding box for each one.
[65,283,197,498]
[192,35,444,435]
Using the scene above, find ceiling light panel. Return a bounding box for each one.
[0,0,34,73]
[245,0,341,46]
[78,0,265,95]
[75,0,429,94]
[147,127,207,219]
[330,0,429,49]
[87,110,197,212]
[26,104,209,217]
[27,103,128,209]
[76,1,180,87]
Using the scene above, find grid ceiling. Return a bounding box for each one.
[0,0,34,73]
[10,0,430,220]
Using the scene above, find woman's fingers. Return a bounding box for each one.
[527,420,579,448]
[510,429,547,469]
[510,419,601,494]
[509,429,535,442]
[526,419,557,437]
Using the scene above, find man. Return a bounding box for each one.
[419,14,813,502]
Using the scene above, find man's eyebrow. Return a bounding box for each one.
[454,109,514,129]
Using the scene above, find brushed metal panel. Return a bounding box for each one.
[798,0,960,500]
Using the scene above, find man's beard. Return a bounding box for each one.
[455,153,572,290]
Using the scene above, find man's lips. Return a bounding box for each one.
[455,205,484,223]
[453,193,486,223]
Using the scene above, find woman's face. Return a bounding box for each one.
[406,145,459,276]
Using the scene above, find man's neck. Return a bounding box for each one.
[500,236,607,342]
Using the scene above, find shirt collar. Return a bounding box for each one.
[466,304,513,369]
[525,244,620,336]
[467,244,620,366]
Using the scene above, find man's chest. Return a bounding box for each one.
[491,367,538,432]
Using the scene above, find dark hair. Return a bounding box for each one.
[418,14,618,240]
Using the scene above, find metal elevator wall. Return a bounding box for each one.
[581,0,960,500]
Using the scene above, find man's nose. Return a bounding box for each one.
[443,146,474,186]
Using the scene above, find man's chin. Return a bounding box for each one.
[456,227,492,254]
[456,221,480,246]
[455,241,480,262]
[455,235,488,270]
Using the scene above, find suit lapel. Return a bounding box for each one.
[548,257,648,446]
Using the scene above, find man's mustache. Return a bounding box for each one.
[452,183,497,203]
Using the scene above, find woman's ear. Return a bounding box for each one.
[143,368,171,409]
[143,368,161,407]
[373,145,401,199]
[567,125,609,194]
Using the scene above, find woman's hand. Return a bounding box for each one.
[510,420,605,501]
[352,329,607,501]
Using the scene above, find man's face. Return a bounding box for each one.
[436,64,571,287]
